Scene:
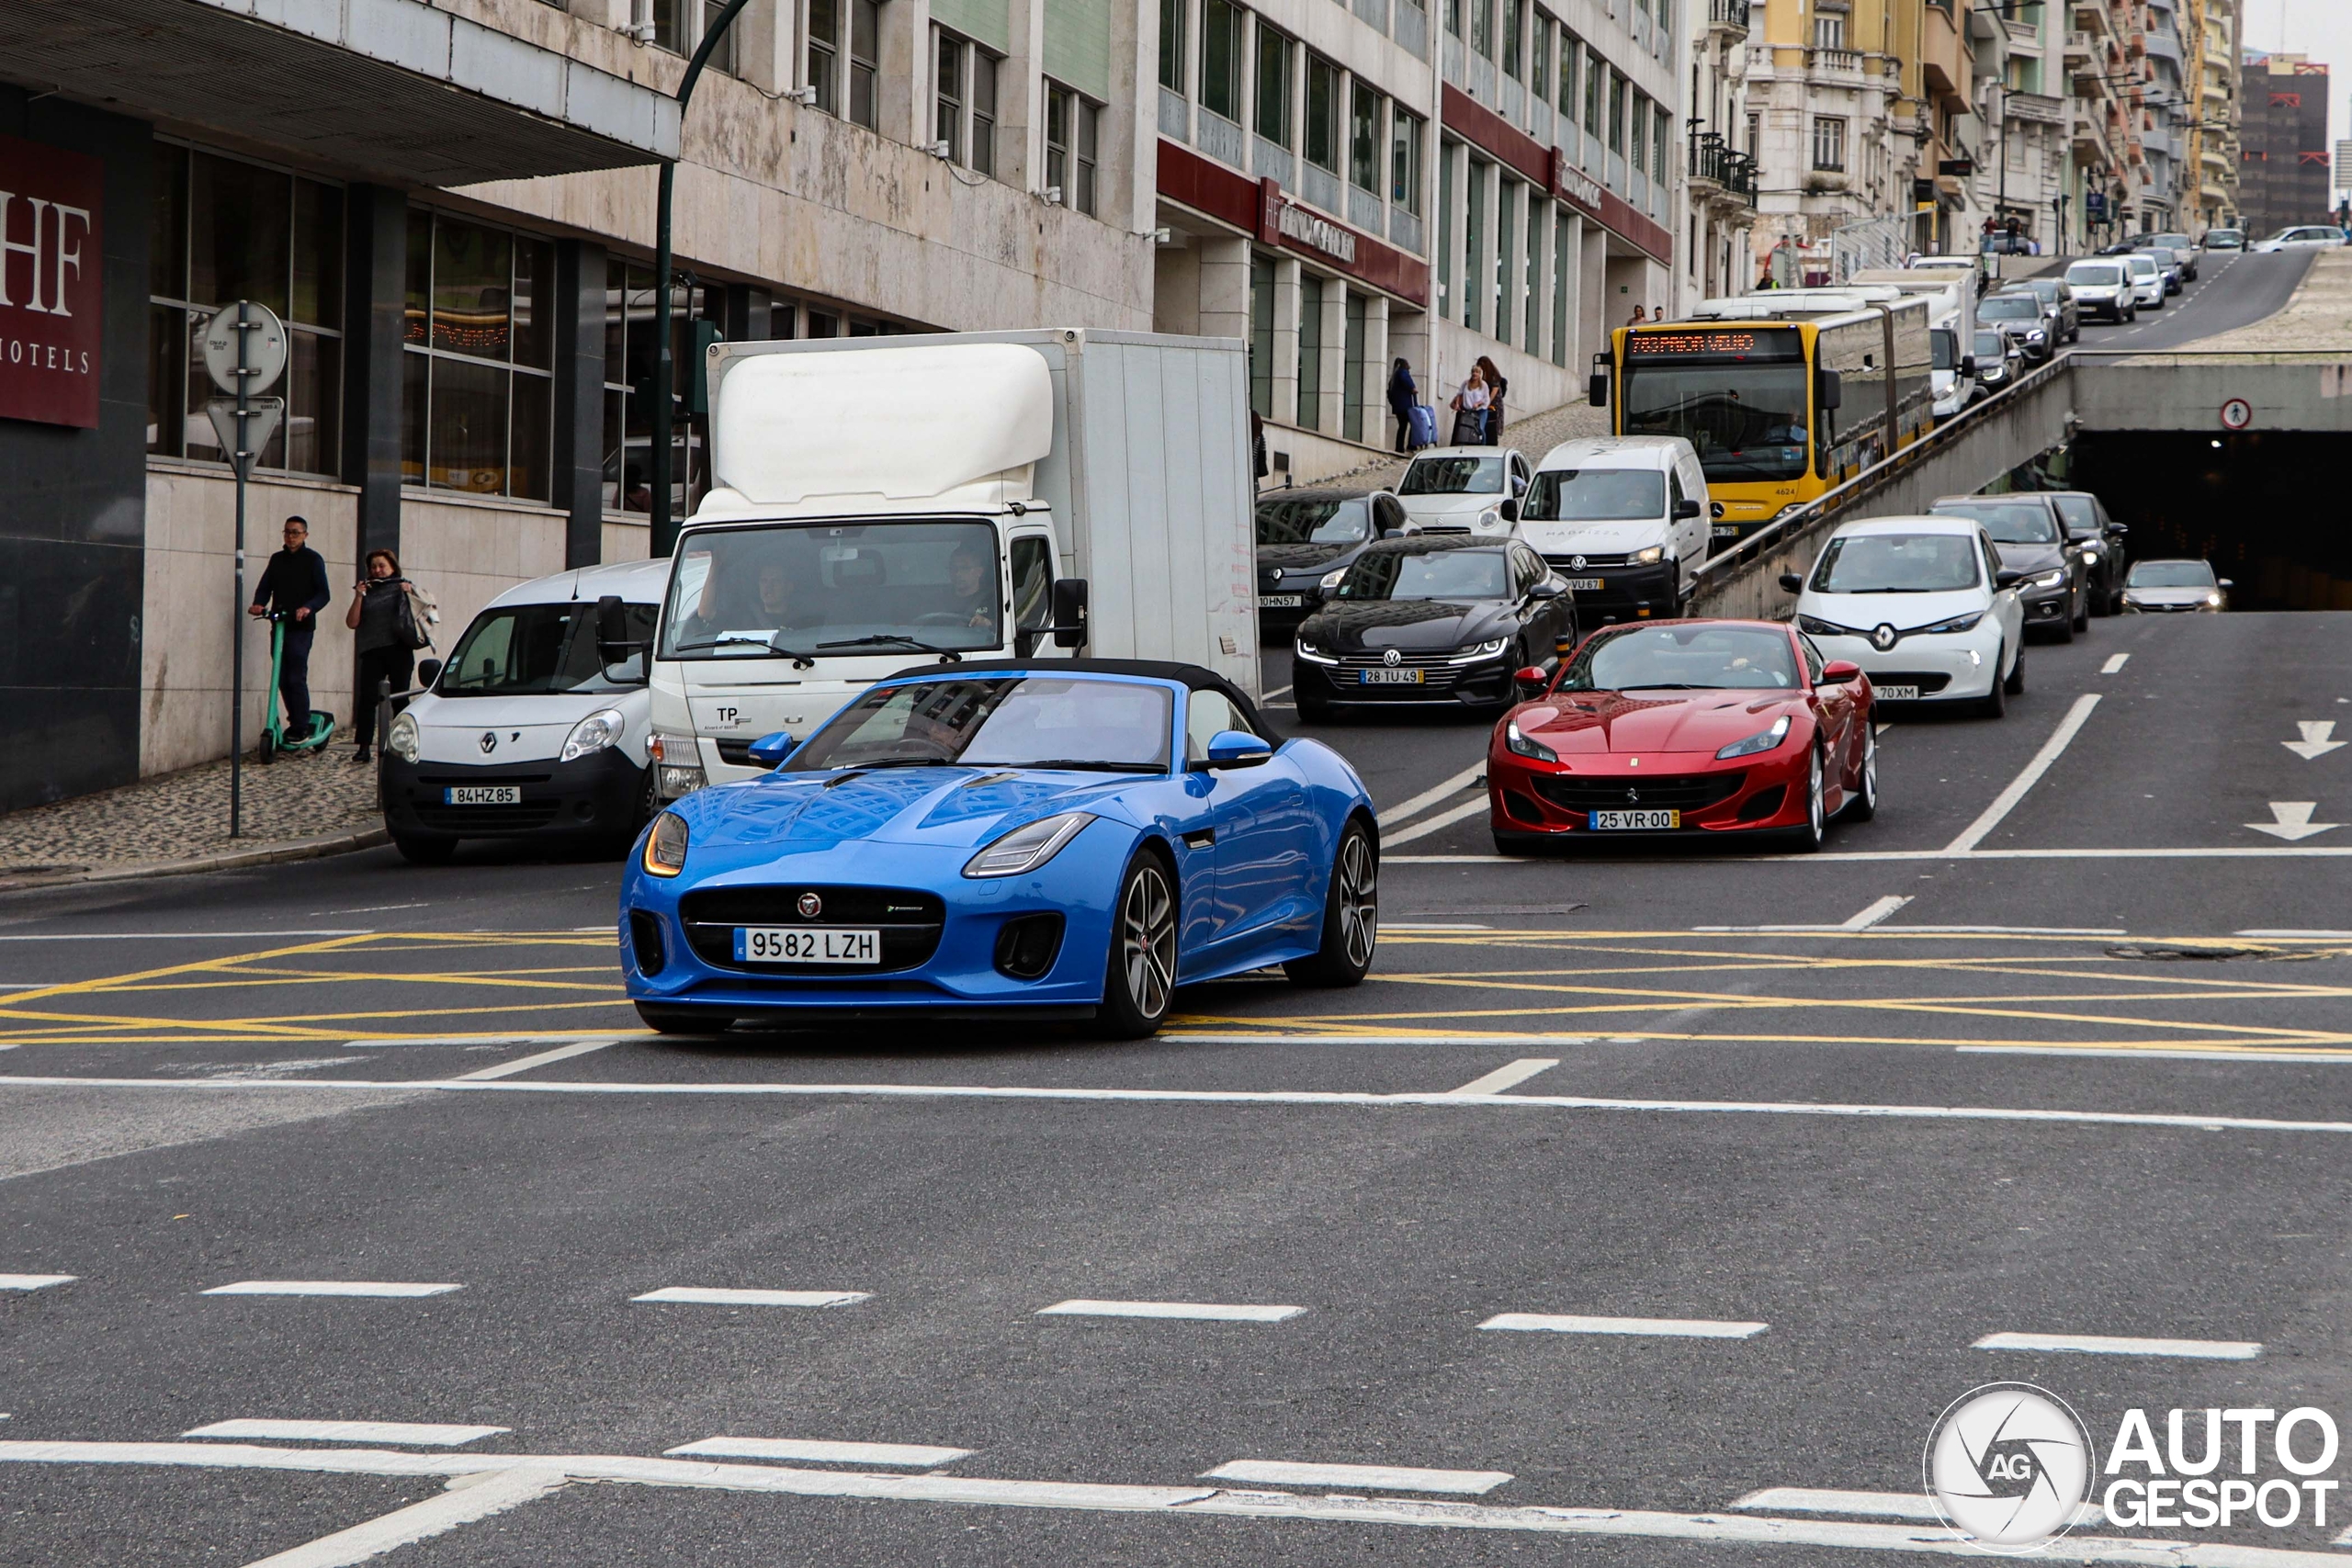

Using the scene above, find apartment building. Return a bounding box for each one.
[1686,0,1761,299]
[2240,52,2331,234]
[1968,0,2068,251]
[2186,0,2240,230]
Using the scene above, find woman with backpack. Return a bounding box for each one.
[345,548,430,762]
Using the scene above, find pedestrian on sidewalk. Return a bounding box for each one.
[1475,355,1507,446]
[1448,363,1490,446]
[1387,357,1419,452]
[247,515,330,750]
[345,548,420,762]
[1630,303,1648,325]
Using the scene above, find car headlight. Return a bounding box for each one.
[1716,713,1792,760]
[1294,638,1338,665]
[386,710,420,763]
[1795,614,1851,637]
[1450,637,1510,664]
[1318,566,1351,591]
[965,811,1093,878]
[1478,510,1503,532]
[2023,568,2067,591]
[2078,548,2098,564]
[1504,718,1557,763]
[1629,545,1666,566]
[2028,329,2046,342]
[2204,591,2222,606]
[560,707,628,763]
[1918,611,1984,636]
[641,810,689,877]
[650,733,707,796]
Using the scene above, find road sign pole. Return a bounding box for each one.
[230,299,250,839]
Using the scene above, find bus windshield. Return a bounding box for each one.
[1623,361,1811,481]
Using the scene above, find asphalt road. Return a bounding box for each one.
[2064,246,2315,353]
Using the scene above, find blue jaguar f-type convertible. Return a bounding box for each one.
[619,660,1379,1037]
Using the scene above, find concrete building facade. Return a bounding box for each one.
[2186,0,2241,230]
[2239,53,2332,235]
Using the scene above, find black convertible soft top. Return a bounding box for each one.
[881,658,1277,740]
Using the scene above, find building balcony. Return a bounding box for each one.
[2008,91,2068,126]
[1920,0,1972,107]
[1808,47,1866,82]
[1689,133,1758,205]
[1706,0,1752,39]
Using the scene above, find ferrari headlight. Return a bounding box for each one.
[1504,719,1556,763]
[386,710,420,763]
[1450,637,1510,664]
[641,811,689,877]
[1629,545,1666,566]
[1918,611,1984,636]
[1716,714,1792,760]
[1318,566,1351,591]
[1294,638,1338,666]
[1796,614,1851,638]
[2023,568,2067,591]
[965,812,1094,878]
[560,707,628,763]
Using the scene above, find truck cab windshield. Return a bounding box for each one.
[660,520,1003,660]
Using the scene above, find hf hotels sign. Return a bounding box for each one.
[0,134,104,430]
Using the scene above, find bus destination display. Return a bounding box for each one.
[1626,328,1803,360]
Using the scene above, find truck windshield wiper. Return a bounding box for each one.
[667,635,816,669]
[817,635,964,663]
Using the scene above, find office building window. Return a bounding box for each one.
[1349,82,1383,192]
[1532,14,1551,97]
[1445,0,1462,39]
[1249,251,1275,415]
[1655,107,1671,179]
[1202,0,1244,121]
[1630,92,1646,174]
[1608,73,1625,153]
[1438,142,1456,318]
[1256,23,1293,144]
[1812,116,1846,171]
[1342,289,1367,442]
[1464,156,1487,333]
[1551,210,1569,365]
[1046,84,1101,215]
[1558,29,1578,116]
[849,0,880,128]
[1496,177,1516,344]
[1296,272,1324,431]
[934,28,1001,175]
[1392,107,1425,215]
[1470,0,1493,58]
[148,142,344,475]
[1159,0,1187,92]
[1502,0,1522,79]
[654,0,734,73]
[403,209,555,502]
[1746,111,1759,153]
[1585,51,1602,139]
[808,0,841,115]
[1524,192,1542,355]
[935,30,966,163]
[1305,56,1340,173]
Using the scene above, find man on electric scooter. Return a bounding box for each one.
[247,515,332,749]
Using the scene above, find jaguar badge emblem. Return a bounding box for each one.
[797,892,823,919]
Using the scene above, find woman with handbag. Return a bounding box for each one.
[345,549,425,763]
[1448,364,1490,446]
[1475,355,1508,446]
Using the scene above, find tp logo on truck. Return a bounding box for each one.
[1924,1382,2094,1551]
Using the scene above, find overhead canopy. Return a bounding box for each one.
[6,0,679,186]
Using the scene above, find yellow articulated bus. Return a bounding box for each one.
[1588,290,1936,547]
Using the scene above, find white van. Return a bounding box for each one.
[380,558,667,863]
[1515,435,1711,624]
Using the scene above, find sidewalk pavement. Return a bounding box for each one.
[1299,397,1615,494]
[2188,250,2352,353]
[0,747,383,889]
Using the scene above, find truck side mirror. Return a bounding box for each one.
[1050,577,1090,649]
[1816,369,1844,411]
[1959,355,1977,378]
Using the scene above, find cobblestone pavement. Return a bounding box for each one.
[0,746,380,873]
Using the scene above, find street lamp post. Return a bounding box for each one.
[649,0,758,559]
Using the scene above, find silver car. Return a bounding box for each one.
[2120,558,2229,613]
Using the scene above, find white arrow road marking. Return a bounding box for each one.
[2283,722,2346,761]
[2247,803,2341,841]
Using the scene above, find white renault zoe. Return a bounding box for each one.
[1783,515,2027,717]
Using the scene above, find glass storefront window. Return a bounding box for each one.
[602,256,714,520]
[400,209,556,501]
[146,142,342,474]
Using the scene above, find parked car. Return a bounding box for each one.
[1515,434,1712,622]
[1928,492,2087,640]
[1291,536,1577,720]
[1979,291,2054,361]
[2250,226,2346,253]
[382,558,666,864]
[2007,276,2081,344]
[2045,491,2131,615]
[1786,514,2024,717]
[1394,446,1533,537]
[1254,486,1406,639]
[2120,558,2231,612]
[2064,258,2135,323]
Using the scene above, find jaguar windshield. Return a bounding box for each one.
[659,520,1004,660]
[1559,624,1800,692]
[1809,533,1981,594]
[786,676,1174,773]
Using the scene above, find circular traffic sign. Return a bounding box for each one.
[200,301,288,396]
[2220,397,2253,431]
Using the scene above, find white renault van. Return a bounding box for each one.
[1515,436,1712,624]
[379,558,667,864]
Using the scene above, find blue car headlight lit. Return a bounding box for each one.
[965,812,1094,878]
[642,811,689,877]
[1716,714,1792,760]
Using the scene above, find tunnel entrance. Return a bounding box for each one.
[2064,431,2352,611]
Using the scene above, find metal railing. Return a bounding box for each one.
[1707,0,1751,28]
[1689,133,1758,202]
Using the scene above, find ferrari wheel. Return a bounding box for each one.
[635,1002,733,1035]
[1286,821,1378,987]
[1784,746,1826,852]
[1843,724,1879,821]
[1098,852,1178,1038]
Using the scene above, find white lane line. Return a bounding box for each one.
[1974,1331,2260,1359]
[1731,1488,2108,1528]
[1943,694,2102,853]
[2100,653,2130,674]
[14,1441,2352,1562]
[666,1438,971,1468]
[455,1039,619,1080]
[21,1073,2352,1135]
[239,1465,565,1568]
[1383,922,1496,932]
[202,1281,461,1299]
[1381,762,1487,827]
[1168,1033,1596,1045]
[0,931,370,941]
[1036,1300,1306,1323]
[631,1287,869,1308]
[0,1274,74,1292]
[1480,1313,1768,1339]
[1262,683,1294,702]
[1957,1045,2352,1065]
[346,1032,627,1050]
[2237,929,2352,939]
[1840,896,1912,931]
[1446,1058,1560,1096]
[1383,795,1491,847]
[1203,1460,1513,1495]
[1874,722,1892,736]
[185,1420,508,1447]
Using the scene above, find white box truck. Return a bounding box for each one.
[645,328,1259,799]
